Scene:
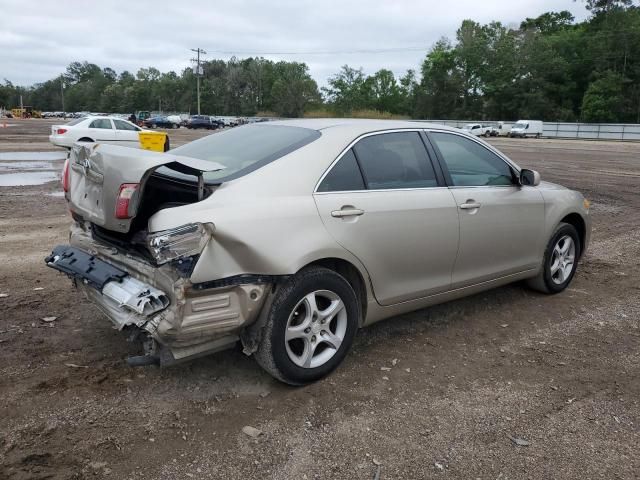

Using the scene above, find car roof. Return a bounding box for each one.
[266,118,459,135]
[81,115,128,121]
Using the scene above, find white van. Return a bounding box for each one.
[509,120,543,138]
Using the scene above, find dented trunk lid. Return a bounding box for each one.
[68,143,224,233]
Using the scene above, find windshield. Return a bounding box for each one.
[167,124,320,183]
[513,122,526,129]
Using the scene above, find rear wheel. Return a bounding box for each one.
[527,222,581,294]
[255,267,360,385]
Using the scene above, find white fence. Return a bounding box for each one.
[424,120,640,141]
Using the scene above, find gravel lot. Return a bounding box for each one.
[1,119,639,479]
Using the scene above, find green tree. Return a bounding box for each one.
[322,65,368,114]
[520,11,575,33]
[581,71,628,121]
[416,38,462,119]
[271,62,320,117]
[455,20,488,117]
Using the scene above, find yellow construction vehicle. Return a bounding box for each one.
[11,106,42,118]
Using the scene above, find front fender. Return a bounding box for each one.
[540,187,591,255]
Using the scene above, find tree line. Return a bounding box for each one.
[1,0,639,122]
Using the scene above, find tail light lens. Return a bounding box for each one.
[56,128,67,134]
[61,158,70,192]
[115,183,140,219]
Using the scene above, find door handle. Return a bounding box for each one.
[459,202,481,210]
[331,208,365,218]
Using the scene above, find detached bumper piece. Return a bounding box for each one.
[45,245,169,317]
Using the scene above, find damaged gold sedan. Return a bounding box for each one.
[47,120,591,384]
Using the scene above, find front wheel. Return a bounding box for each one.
[527,222,581,294]
[254,267,360,385]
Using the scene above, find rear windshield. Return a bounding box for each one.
[66,118,86,126]
[167,124,321,183]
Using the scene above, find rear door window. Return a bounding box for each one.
[352,132,438,190]
[89,119,113,129]
[317,149,365,192]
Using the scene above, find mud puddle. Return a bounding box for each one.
[0,161,57,171]
[0,151,66,161]
[0,171,59,186]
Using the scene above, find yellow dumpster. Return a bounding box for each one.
[138,131,170,152]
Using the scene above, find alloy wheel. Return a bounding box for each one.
[550,235,576,285]
[284,290,347,369]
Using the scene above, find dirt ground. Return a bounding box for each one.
[1,119,638,480]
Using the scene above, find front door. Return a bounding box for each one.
[428,131,545,288]
[314,131,460,306]
[113,119,142,147]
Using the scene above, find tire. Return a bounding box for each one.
[484,131,490,137]
[254,267,360,385]
[526,222,581,294]
[163,136,170,152]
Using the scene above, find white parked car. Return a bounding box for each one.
[49,116,148,149]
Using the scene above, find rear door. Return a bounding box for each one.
[113,119,142,147]
[427,130,545,288]
[314,130,459,306]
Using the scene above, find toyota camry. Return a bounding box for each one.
[46,119,591,385]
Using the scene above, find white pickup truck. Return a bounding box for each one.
[463,123,493,137]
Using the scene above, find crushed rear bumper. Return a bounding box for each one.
[45,224,273,365]
[46,245,169,321]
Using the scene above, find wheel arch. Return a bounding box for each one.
[560,212,586,258]
[301,257,369,325]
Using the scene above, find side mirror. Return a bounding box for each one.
[520,169,541,186]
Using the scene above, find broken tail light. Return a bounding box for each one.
[115,183,140,219]
[61,158,70,192]
[147,223,213,265]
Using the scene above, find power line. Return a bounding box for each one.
[204,46,430,56]
[190,48,207,115]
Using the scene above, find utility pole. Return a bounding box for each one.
[60,75,65,114]
[190,48,206,115]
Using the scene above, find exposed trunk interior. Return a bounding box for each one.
[90,170,215,261]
